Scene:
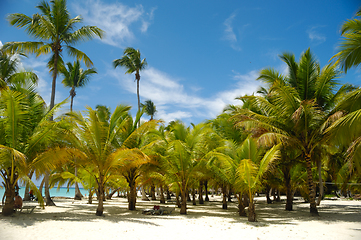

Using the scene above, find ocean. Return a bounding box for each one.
[0,187,88,199]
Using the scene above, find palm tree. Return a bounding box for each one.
[141,100,157,120]
[60,60,97,111]
[113,47,147,114]
[234,49,344,215]
[3,0,104,113]
[332,8,361,72]
[0,47,38,90]
[0,87,64,216]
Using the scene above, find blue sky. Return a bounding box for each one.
[1,0,360,125]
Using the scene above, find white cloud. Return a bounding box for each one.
[72,0,155,47]
[307,26,326,44]
[110,66,261,124]
[222,12,243,51]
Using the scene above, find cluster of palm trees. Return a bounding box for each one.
[1,0,361,222]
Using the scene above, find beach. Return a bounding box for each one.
[1,196,360,240]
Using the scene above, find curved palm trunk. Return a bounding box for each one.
[192,188,196,205]
[44,173,55,206]
[305,153,318,215]
[88,189,93,204]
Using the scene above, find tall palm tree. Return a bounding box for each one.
[141,100,157,120]
[113,47,147,114]
[3,0,104,113]
[332,8,361,72]
[60,60,97,111]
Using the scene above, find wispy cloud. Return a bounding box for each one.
[72,0,155,47]
[307,26,326,44]
[223,12,242,51]
[110,66,261,124]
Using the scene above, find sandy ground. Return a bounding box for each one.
[1,195,361,240]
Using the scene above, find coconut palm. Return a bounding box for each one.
[141,100,157,120]
[332,8,361,72]
[0,86,65,216]
[0,47,38,90]
[234,49,345,215]
[113,47,147,114]
[3,0,103,113]
[60,60,97,111]
[233,138,280,222]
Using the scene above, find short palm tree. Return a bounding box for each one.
[0,47,38,90]
[60,60,97,111]
[4,0,104,112]
[113,47,147,114]
[234,138,280,222]
[0,87,63,216]
[332,8,361,72]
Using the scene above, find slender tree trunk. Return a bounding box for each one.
[222,186,227,209]
[70,88,75,112]
[317,160,323,206]
[265,185,272,204]
[204,181,209,201]
[44,173,55,206]
[88,189,93,204]
[180,182,187,214]
[228,187,232,202]
[198,181,204,204]
[74,165,83,200]
[187,189,191,202]
[159,185,165,203]
[236,193,247,216]
[243,193,249,207]
[141,186,149,201]
[248,200,256,222]
[305,153,318,215]
[151,184,156,200]
[49,48,59,118]
[284,168,293,211]
[96,181,104,216]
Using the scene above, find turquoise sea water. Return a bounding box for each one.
[0,187,88,199]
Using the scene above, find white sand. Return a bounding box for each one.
[1,196,361,240]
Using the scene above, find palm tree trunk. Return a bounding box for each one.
[204,181,209,201]
[141,186,149,201]
[198,181,204,204]
[129,180,137,210]
[236,193,247,216]
[151,184,156,200]
[166,186,171,199]
[265,185,272,204]
[284,168,293,211]
[88,189,93,204]
[159,185,165,203]
[44,172,55,206]
[305,153,318,215]
[74,160,83,200]
[180,182,187,214]
[96,180,104,216]
[176,192,181,208]
[192,188,196,205]
[222,186,227,209]
[248,200,256,222]
[1,175,15,216]
[49,48,59,117]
